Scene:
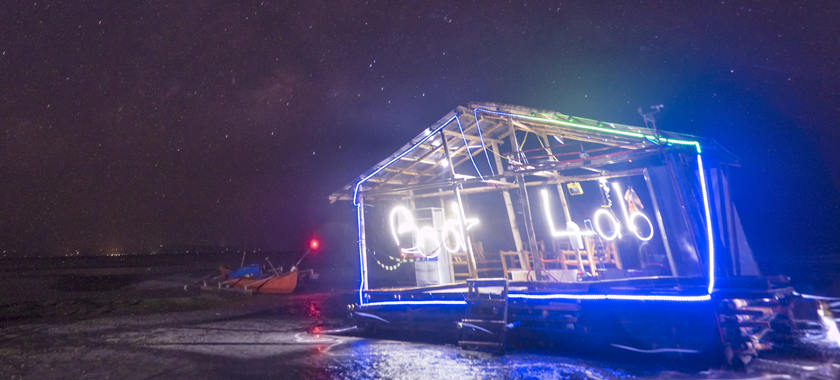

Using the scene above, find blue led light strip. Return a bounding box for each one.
[455,115,486,181]
[360,300,467,307]
[508,293,711,302]
[354,115,458,304]
[352,115,458,206]
[356,202,366,305]
[697,154,715,294]
[360,294,711,307]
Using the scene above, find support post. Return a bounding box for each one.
[454,185,478,278]
[437,188,458,281]
[507,121,542,279]
[357,195,369,302]
[537,132,585,274]
[407,190,416,209]
[643,168,678,276]
[442,131,478,279]
[556,181,586,274]
[490,142,526,263]
[663,152,702,274]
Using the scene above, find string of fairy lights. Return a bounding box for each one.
[372,251,431,271]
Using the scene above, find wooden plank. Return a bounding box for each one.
[371,144,445,191]
[441,129,504,145]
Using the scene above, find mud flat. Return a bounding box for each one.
[3,297,838,380]
[0,266,838,379]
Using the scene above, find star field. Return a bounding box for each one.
[1,1,838,274]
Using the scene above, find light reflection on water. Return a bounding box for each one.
[324,340,622,380]
[308,332,837,380]
[109,314,654,379]
[4,310,836,380]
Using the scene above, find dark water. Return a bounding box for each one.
[2,307,836,380]
[3,253,838,296]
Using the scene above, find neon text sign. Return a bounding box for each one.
[540,183,654,244]
[389,204,478,258]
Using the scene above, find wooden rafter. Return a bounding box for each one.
[426,141,491,182]
[409,122,506,183]
[371,144,445,191]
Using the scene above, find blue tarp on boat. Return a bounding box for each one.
[228,264,261,279]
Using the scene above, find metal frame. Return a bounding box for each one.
[334,103,732,306]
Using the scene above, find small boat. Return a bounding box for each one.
[206,242,319,294]
[218,264,298,294]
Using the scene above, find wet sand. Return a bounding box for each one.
[3,290,838,379]
[1,265,838,379]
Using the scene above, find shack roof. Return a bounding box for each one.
[330,102,737,203]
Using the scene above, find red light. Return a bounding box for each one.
[309,239,320,250]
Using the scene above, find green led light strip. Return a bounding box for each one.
[479,109,702,154]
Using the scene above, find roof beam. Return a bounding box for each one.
[426,140,490,182]
[367,117,494,191]
[370,143,446,191]
[398,155,439,165]
[441,129,504,145]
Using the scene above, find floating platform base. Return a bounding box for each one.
[349,276,830,366]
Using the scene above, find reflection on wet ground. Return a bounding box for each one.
[1,271,837,379]
[1,305,837,380]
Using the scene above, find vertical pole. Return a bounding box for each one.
[539,133,576,272]
[442,131,478,279]
[438,188,458,282]
[663,152,702,274]
[643,168,678,276]
[440,131,457,179]
[407,190,416,210]
[507,121,542,280]
[454,186,478,278]
[517,177,542,279]
[357,195,369,304]
[491,142,526,261]
[556,181,586,274]
[536,133,568,213]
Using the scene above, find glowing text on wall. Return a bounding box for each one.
[389,204,478,258]
[540,184,654,244]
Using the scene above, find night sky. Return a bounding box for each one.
[2,1,839,274]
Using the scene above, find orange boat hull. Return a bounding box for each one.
[221,270,298,294]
